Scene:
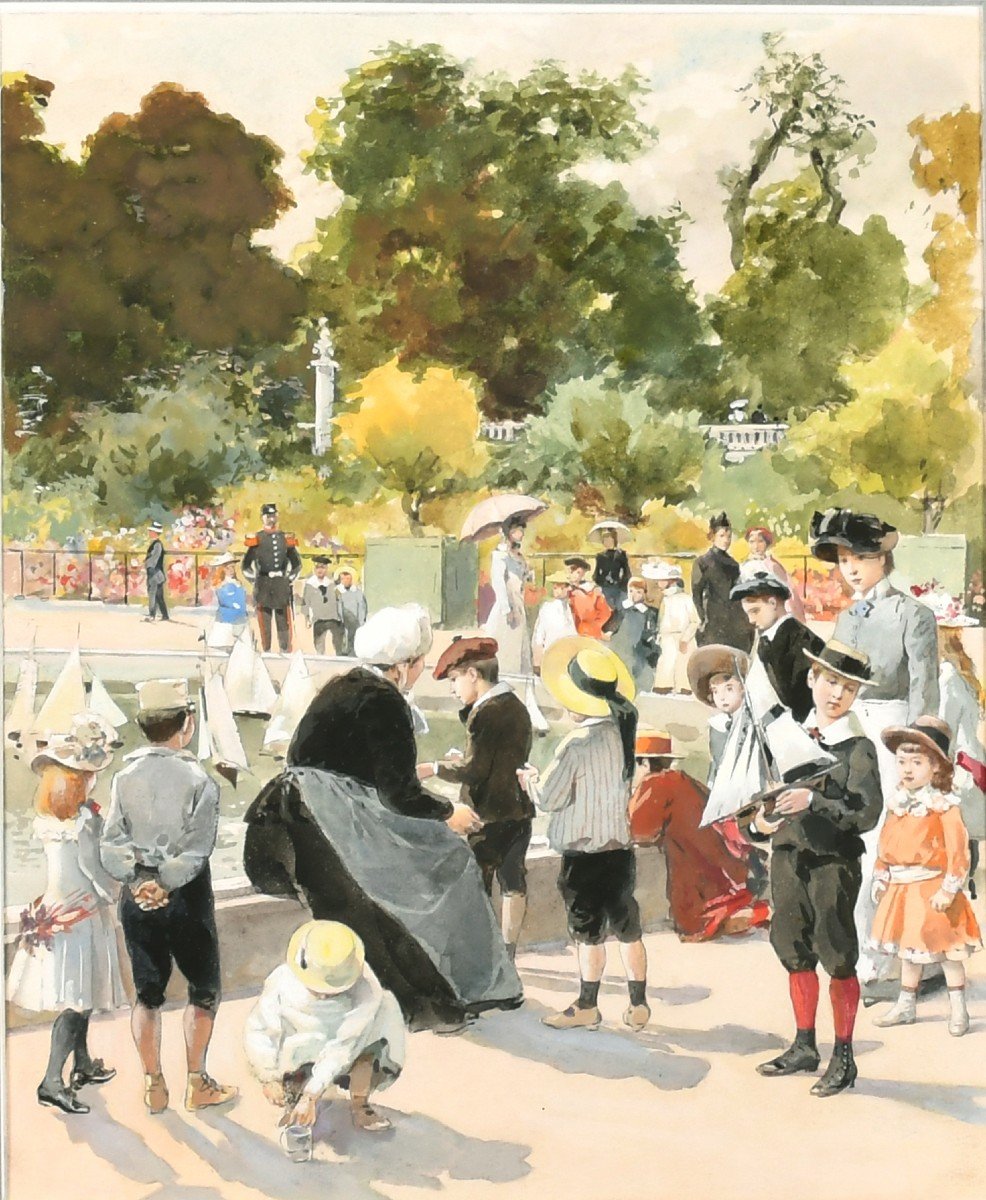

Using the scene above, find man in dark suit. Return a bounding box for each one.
[241,504,302,653]
[421,636,534,961]
[143,520,169,623]
[731,570,823,721]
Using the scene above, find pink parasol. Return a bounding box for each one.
[459,494,548,543]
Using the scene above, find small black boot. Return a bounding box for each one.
[811,1039,857,1097]
[757,1029,820,1077]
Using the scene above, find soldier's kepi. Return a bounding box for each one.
[241,503,302,653]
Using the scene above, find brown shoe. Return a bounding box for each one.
[542,1004,601,1030]
[623,1003,651,1032]
[185,1072,237,1111]
[144,1072,169,1114]
[351,1101,392,1132]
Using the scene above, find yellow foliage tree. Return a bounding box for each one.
[336,359,490,535]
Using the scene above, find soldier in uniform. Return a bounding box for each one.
[241,504,302,653]
[143,521,170,623]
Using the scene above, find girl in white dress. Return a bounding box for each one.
[7,717,126,1114]
[644,562,699,694]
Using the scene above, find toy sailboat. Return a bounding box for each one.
[224,630,278,716]
[87,672,127,745]
[200,664,250,786]
[5,630,39,747]
[32,643,87,743]
[261,650,317,758]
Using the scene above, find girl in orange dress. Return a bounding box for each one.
[870,716,982,1036]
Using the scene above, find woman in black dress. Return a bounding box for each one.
[691,513,753,652]
[244,604,522,1033]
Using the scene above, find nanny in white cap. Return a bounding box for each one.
[243,602,525,1034]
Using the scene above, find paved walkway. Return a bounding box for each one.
[5,927,985,1200]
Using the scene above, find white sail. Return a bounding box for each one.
[224,631,277,716]
[32,645,87,740]
[205,672,250,773]
[763,710,836,781]
[523,677,550,735]
[700,708,770,826]
[196,689,214,761]
[5,654,38,743]
[87,673,128,728]
[262,650,317,757]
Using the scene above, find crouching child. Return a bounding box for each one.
[244,921,406,1161]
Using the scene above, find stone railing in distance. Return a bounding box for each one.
[701,422,789,462]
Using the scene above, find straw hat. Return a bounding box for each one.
[545,570,571,586]
[136,678,194,715]
[286,921,365,995]
[687,645,750,707]
[881,716,953,767]
[354,604,433,666]
[212,552,238,568]
[635,730,684,758]
[540,636,635,717]
[31,713,115,775]
[641,561,682,582]
[802,640,872,686]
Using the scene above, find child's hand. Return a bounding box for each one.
[516,765,539,794]
[263,1081,286,1107]
[752,806,783,836]
[416,763,436,781]
[773,788,812,816]
[870,878,888,905]
[930,887,955,913]
[283,1094,318,1127]
[447,803,483,836]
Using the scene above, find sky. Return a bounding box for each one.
[1,3,982,297]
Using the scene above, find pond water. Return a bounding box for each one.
[3,688,565,906]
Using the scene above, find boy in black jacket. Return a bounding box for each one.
[751,640,883,1097]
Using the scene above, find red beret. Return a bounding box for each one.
[433,636,499,680]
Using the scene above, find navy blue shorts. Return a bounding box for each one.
[558,849,642,945]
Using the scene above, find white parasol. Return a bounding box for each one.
[588,520,633,545]
[460,494,547,543]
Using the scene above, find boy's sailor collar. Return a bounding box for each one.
[854,577,892,602]
[708,711,733,733]
[576,580,596,593]
[123,746,198,762]
[622,598,648,612]
[470,680,514,715]
[802,708,864,746]
[761,613,793,642]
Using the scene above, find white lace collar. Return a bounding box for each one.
[888,784,961,817]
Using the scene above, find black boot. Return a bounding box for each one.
[757,1029,820,1077]
[811,1039,857,1097]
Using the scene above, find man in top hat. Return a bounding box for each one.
[301,557,344,655]
[810,507,940,991]
[242,503,303,653]
[144,521,170,623]
[101,678,236,1115]
[422,636,534,960]
[518,637,649,1032]
[691,513,752,652]
[335,566,368,657]
[750,640,883,1098]
[731,569,824,722]
[565,557,612,640]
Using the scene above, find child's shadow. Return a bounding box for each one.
[168,1104,531,1200]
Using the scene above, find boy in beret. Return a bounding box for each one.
[421,637,534,960]
[731,569,824,722]
[750,641,883,1097]
[101,679,236,1116]
[565,557,612,640]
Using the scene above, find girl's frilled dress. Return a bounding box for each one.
[483,544,533,674]
[7,805,126,1014]
[870,786,982,963]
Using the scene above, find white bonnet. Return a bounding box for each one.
[354,604,433,666]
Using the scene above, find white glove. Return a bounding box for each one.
[870,878,888,905]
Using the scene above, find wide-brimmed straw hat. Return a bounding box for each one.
[286,921,365,995]
[687,644,750,707]
[641,561,682,582]
[541,636,635,717]
[30,713,116,775]
[881,716,952,766]
[635,730,684,759]
[212,552,238,568]
[803,640,872,686]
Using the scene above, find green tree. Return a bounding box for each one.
[720,33,875,270]
[302,44,710,418]
[496,375,707,524]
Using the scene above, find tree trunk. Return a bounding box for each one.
[401,492,425,538]
[725,108,800,271]
[921,493,946,534]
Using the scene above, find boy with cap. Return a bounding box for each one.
[518,637,649,1032]
[143,521,169,623]
[336,566,368,656]
[301,557,344,655]
[244,920,406,1160]
[731,568,824,722]
[751,641,883,1097]
[531,572,576,671]
[565,557,612,640]
[242,503,303,653]
[422,637,534,960]
[100,679,236,1115]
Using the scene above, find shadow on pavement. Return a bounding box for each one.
[857,1078,986,1125]
[518,964,712,1007]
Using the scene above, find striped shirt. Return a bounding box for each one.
[530,718,632,854]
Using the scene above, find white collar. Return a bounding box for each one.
[708,712,733,732]
[803,709,862,746]
[470,680,514,714]
[762,613,792,642]
[123,745,197,763]
[577,580,595,593]
[888,784,960,817]
[855,577,892,602]
[579,716,611,728]
[622,599,648,611]
[308,574,331,586]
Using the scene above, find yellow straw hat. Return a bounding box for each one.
[286,921,365,995]
[541,636,636,717]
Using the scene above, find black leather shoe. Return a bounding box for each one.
[71,1059,117,1088]
[811,1040,858,1097]
[757,1039,821,1077]
[37,1084,90,1114]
